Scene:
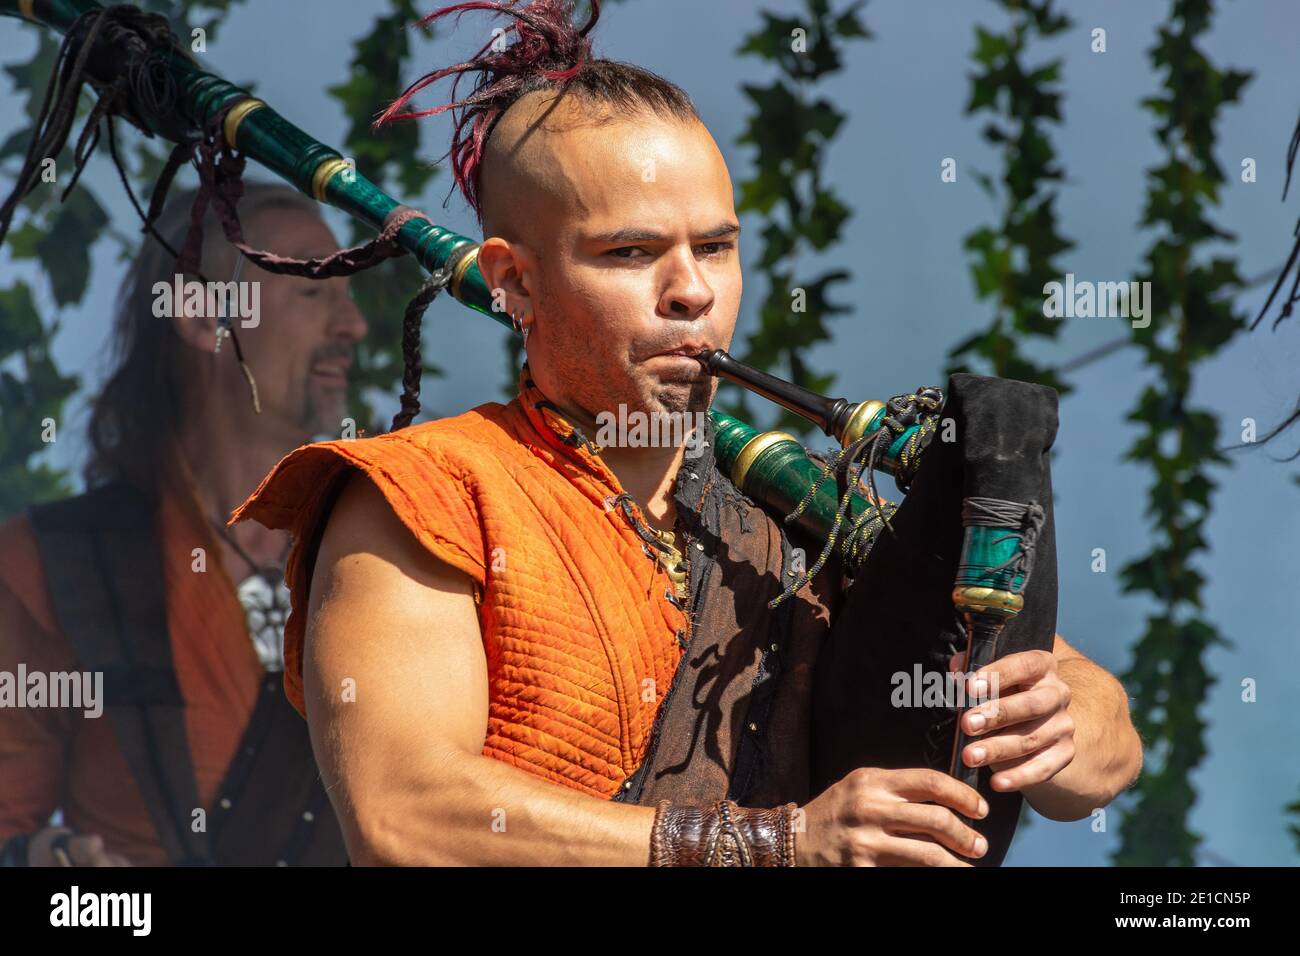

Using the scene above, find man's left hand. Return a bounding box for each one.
[948,649,1076,793]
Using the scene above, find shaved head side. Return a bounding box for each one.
[478,90,587,247]
[479,89,698,246]
[484,94,703,244]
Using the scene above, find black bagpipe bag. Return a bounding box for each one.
[810,373,1061,867]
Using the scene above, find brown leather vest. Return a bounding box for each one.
[614,419,843,809]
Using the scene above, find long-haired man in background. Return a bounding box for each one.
[0,183,364,866]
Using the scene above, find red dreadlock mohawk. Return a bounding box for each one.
[373,0,699,225]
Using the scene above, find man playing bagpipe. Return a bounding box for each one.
[0,185,355,866]
[229,0,1143,866]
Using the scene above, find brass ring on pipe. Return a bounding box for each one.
[222,97,266,150]
[839,399,885,447]
[731,430,800,491]
[310,157,353,203]
[951,586,1024,618]
[449,244,481,300]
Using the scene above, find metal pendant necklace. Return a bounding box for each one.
[208,514,292,672]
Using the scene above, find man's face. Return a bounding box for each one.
[479,98,741,425]
[184,208,368,440]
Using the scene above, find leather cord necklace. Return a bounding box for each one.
[207,512,289,578]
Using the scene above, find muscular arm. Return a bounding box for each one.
[1020,635,1143,821]
[303,471,656,866]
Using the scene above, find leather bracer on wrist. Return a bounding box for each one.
[648,799,798,866]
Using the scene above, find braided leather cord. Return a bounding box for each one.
[769,386,944,608]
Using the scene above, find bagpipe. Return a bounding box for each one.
[1,0,1060,864]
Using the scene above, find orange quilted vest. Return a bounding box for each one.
[231,367,689,799]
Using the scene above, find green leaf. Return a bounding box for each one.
[36,189,109,307]
[0,282,43,358]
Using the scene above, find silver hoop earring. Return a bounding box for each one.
[522,322,531,348]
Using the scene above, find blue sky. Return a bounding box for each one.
[2,0,1297,865]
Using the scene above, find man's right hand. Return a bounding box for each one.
[26,827,132,866]
[796,767,990,866]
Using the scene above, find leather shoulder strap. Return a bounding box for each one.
[26,483,211,865]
